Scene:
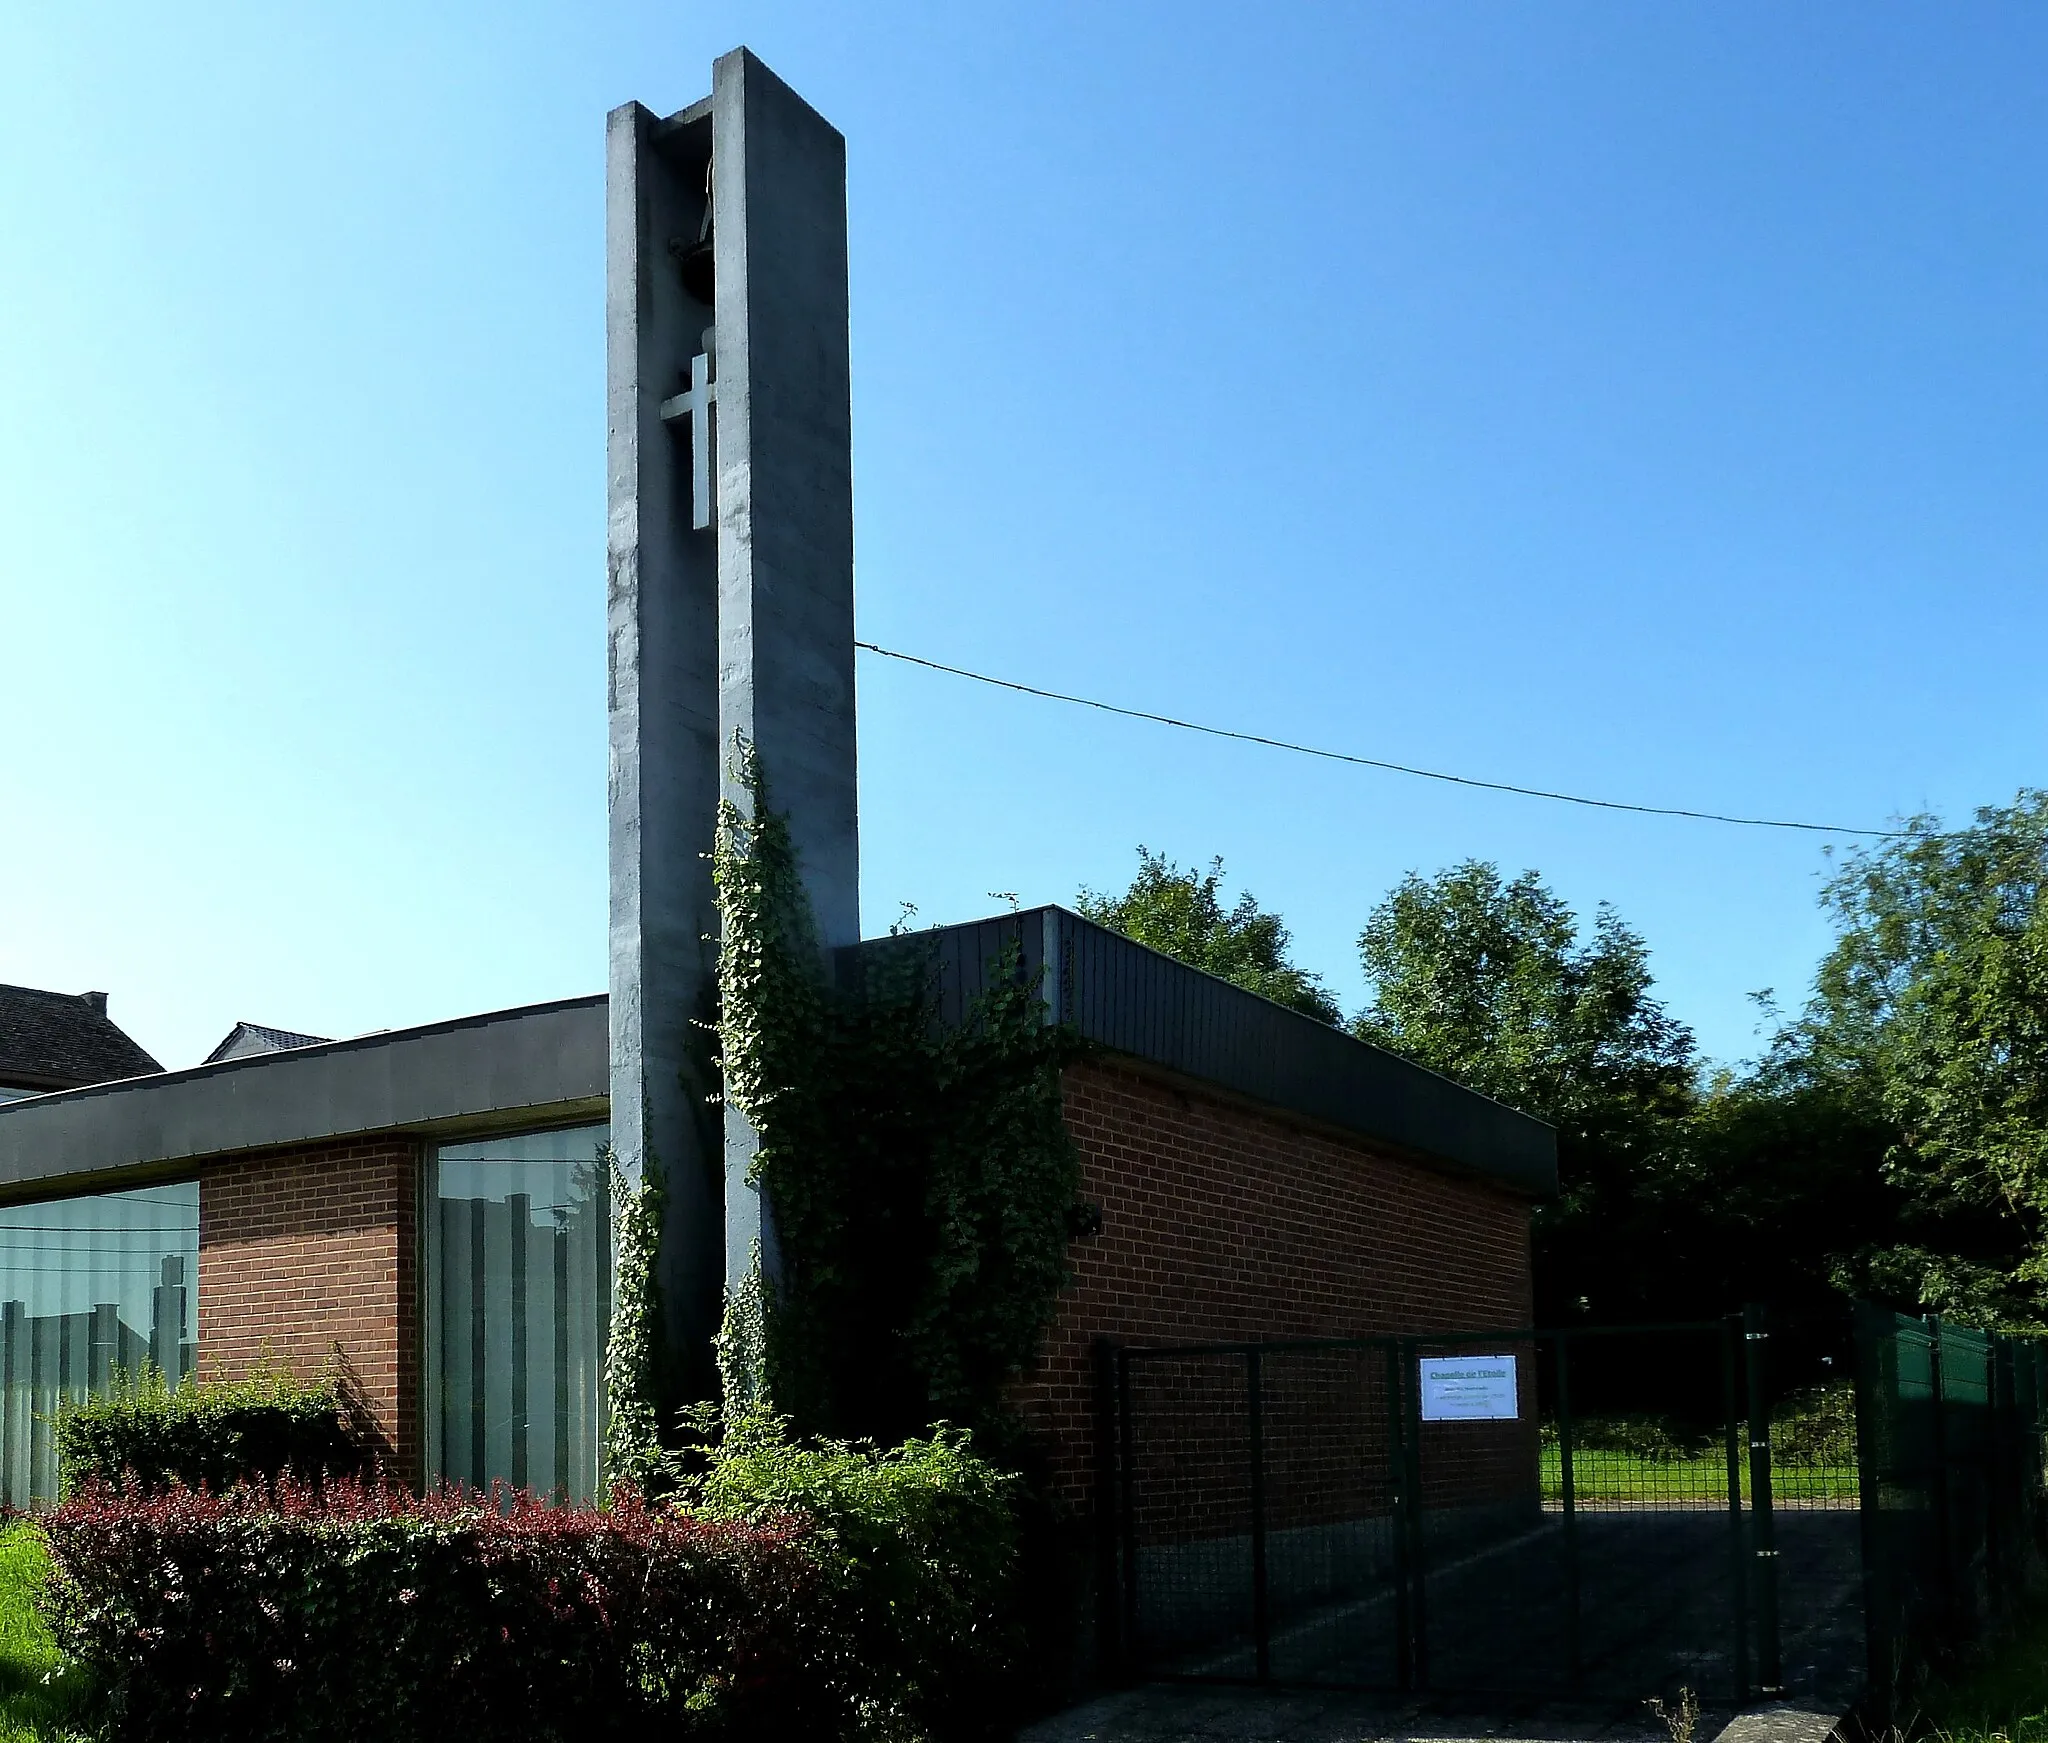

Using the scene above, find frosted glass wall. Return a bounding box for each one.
[427,1125,611,1501]
[0,1181,199,1508]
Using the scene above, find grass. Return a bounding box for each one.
[0,1523,89,1742]
[1914,1599,2048,1743]
[1538,1445,1860,1506]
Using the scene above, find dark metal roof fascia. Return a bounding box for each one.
[839,908,1558,1197]
[0,996,610,1195]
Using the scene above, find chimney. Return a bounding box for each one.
[80,992,108,1017]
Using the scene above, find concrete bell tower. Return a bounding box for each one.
[606,48,859,1385]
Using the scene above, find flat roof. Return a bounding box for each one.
[0,997,607,1199]
[844,907,1558,1197]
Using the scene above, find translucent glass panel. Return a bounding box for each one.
[0,1181,198,1508]
[428,1125,611,1501]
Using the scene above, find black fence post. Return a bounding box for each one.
[1745,1303,1783,1694]
[2013,1340,2045,1602]
[1246,1346,1271,1683]
[1925,1313,1952,1641]
[1405,1338,1431,1692]
[1556,1333,1583,1693]
[1117,1345,1140,1671]
[1389,1340,1414,1693]
[1850,1307,1888,1701]
[1988,1339,2011,1607]
[1092,1338,1124,1680]
[1723,1315,1752,1701]
[1998,1334,2032,1609]
[2022,1345,2047,1585]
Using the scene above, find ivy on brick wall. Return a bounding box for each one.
[710,738,1086,1450]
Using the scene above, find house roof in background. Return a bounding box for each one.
[202,1021,334,1065]
[0,983,162,1093]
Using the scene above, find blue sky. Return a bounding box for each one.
[4,3,2045,1072]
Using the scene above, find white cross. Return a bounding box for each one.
[659,345,716,530]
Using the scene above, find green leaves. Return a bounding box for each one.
[1354,862,1696,1125]
[1796,790,2048,1325]
[1352,861,1700,1322]
[603,1149,670,1496]
[55,1366,367,1498]
[686,1408,1022,1732]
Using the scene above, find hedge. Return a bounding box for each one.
[39,1416,1024,1743]
[54,1370,367,1497]
[41,1478,829,1742]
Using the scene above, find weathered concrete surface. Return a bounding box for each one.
[606,93,724,1387]
[1018,1688,1837,1743]
[1710,1705,1842,1743]
[707,46,860,1289]
[607,48,860,1365]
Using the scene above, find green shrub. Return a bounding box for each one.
[1770,1383,1858,1467]
[1539,1387,1859,1470]
[1545,1413,1715,1460]
[53,1368,368,1497]
[687,1408,1024,1738]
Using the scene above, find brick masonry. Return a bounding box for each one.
[183,1056,1530,1512]
[198,1138,418,1482]
[1018,1058,1536,1515]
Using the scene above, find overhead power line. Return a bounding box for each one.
[853,641,1902,840]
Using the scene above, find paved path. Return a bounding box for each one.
[1122,1510,1862,1707]
[1019,1687,1841,1743]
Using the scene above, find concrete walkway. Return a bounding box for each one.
[1019,1686,1843,1743]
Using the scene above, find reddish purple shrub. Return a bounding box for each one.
[39,1476,838,1742]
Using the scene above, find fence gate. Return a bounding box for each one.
[1105,1318,1866,1704]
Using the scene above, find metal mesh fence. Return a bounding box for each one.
[1259,1343,1400,1687]
[1760,1315,1868,1704]
[1543,1327,1747,1703]
[1108,1313,1892,1704]
[1118,1349,1255,1678]
[1406,1334,1568,1697]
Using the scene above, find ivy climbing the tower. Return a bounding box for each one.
[603,1145,669,1493]
[710,740,1086,1450]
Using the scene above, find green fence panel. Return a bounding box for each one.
[1855,1305,2048,1700]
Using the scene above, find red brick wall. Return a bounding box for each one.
[198,1139,418,1480]
[1018,1059,1535,1514]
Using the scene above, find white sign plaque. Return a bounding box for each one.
[1418,1354,1519,1421]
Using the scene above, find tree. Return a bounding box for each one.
[1787,791,2048,1325]
[1680,1044,1898,1328]
[1352,862,1700,1321]
[1077,849,1343,1024]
